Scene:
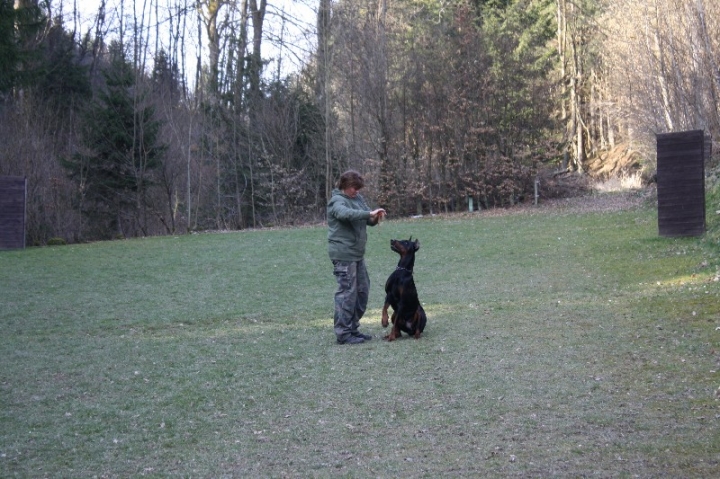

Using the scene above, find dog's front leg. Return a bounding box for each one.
[412,309,423,339]
[381,302,390,328]
[384,324,399,341]
[384,310,402,341]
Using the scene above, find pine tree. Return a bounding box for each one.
[0,0,45,95]
[33,17,91,110]
[151,49,180,106]
[63,43,166,239]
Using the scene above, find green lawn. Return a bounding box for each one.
[2,194,719,477]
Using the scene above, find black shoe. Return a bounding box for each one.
[352,331,372,340]
[337,335,365,345]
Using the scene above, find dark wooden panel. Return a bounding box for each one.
[656,130,705,142]
[0,176,27,249]
[656,130,706,237]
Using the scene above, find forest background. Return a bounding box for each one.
[1,0,719,244]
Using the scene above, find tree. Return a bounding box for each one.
[328,0,557,214]
[199,0,226,99]
[555,0,601,172]
[63,43,166,239]
[602,0,720,165]
[0,0,45,95]
[33,16,91,110]
[317,0,333,201]
[152,49,181,105]
[247,0,267,117]
[330,0,396,205]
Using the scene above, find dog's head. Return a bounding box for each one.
[390,237,420,255]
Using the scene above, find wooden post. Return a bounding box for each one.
[0,176,27,249]
[656,130,707,237]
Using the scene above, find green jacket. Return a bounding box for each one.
[327,188,377,261]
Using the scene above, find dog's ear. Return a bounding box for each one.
[414,239,420,250]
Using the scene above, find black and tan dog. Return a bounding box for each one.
[381,237,427,341]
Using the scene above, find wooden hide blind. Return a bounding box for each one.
[0,176,27,249]
[656,130,708,237]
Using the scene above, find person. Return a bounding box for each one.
[327,170,386,345]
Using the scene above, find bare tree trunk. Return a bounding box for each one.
[247,0,266,228]
[119,0,125,49]
[590,68,598,156]
[569,27,584,172]
[186,118,193,231]
[317,0,333,202]
[234,0,249,107]
[200,0,224,99]
[154,0,159,58]
[376,0,392,203]
[248,0,266,118]
[557,0,568,126]
[194,2,203,103]
[651,0,675,131]
[235,0,249,228]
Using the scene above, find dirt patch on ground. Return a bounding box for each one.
[534,190,651,213]
[463,189,653,219]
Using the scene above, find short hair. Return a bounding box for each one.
[337,170,365,190]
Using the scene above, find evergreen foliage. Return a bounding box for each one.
[151,49,181,105]
[2,0,717,244]
[0,0,45,94]
[62,43,166,239]
[33,17,92,110]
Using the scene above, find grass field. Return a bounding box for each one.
[2,193,720,477]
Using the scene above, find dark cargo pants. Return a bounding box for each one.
[332,259,370,341]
